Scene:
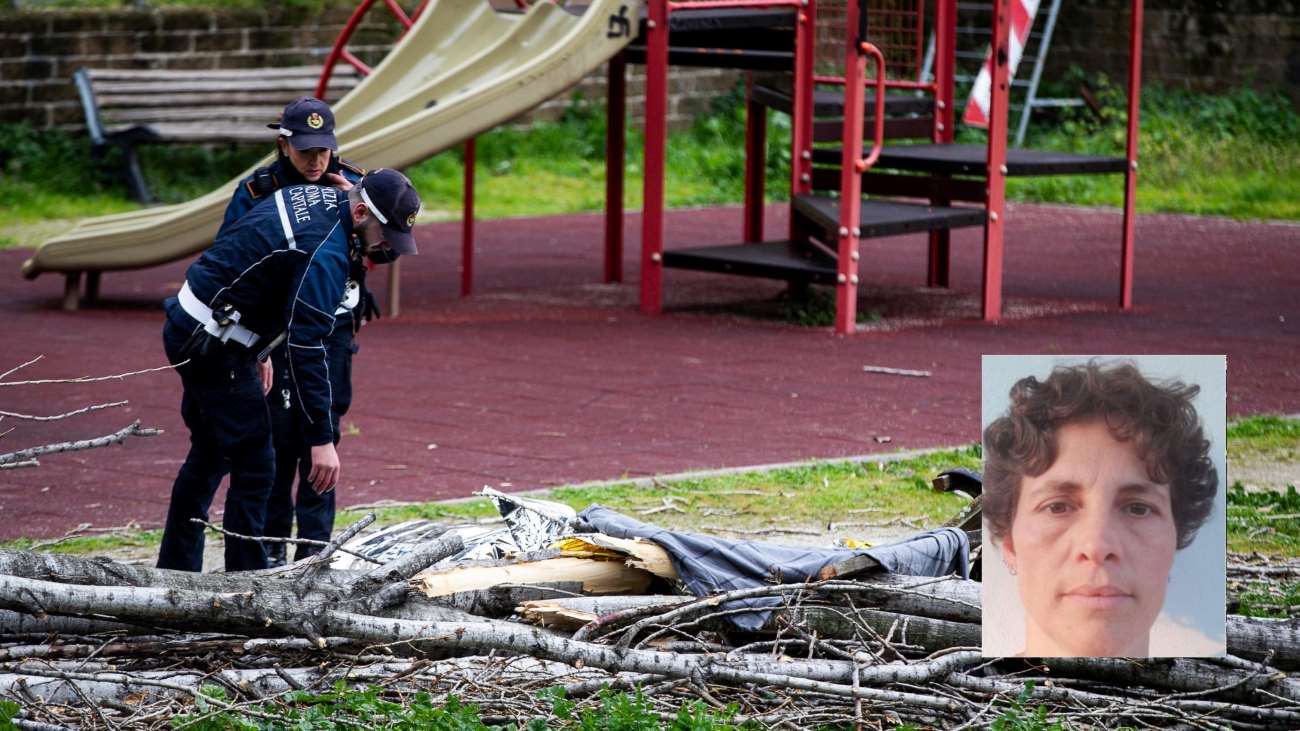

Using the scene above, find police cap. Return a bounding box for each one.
[358,169,421,256]
[268,97,337,152]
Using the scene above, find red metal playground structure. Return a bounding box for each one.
[326,0,1142,335]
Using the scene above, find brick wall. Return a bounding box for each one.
[811,1,1297,102]
[4,2,1291,135]
[1045,0,1299,102]
[0,6,742,132]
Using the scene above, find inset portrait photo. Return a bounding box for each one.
[981,355,1226,658]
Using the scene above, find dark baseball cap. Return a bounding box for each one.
[268,97,337,151]
[358,169,421,255]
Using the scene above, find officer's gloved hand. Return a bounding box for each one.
[362,287,381,321]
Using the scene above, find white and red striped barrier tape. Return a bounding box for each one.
[963,0,1041,128]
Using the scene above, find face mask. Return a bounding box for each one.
[368,247,400,265]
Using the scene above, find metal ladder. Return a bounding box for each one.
[921,0,1081,145]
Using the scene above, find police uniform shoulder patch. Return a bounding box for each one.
[338,158,366,177]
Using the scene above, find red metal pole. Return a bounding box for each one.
[981,0,1012,322]
[835,0,866,336]
[640,0,669,315]
[928,0,956,288]
[605,53,626,282]
[1119,0,1143,309]
[316,0,378,98]
[789,0,815,242]
[461,138,475,298]
[743,73,766,243]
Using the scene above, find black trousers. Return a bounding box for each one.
[264,327,353,561]
[156,308,274,572]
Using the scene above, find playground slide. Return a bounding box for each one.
[22,0,640,279]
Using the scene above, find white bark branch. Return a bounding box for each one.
[0,400,127,422]
[0,421,162,466]
[0,361,187,388]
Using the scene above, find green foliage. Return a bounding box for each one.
[176,682,497,730]
[989,682,1065,731]
[402,81,792,221]
[1227,415,1300,465]
[0,120,261,236]
[0,699,20,729]
[979,72,1300,221]
[1226,482,1300,556]
[1229,416,1300,440]
[172,683,745,730]
[5,79,1296,249]
[777,285,880,327]
[1236,578,1300,619]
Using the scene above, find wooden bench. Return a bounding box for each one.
[73,65,361,203]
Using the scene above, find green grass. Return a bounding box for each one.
[988,76,1300,221]
[170,683,751,730]
[1226,482,1300,558]
[1,447,979,556]
[332,446,979,541]
[3,80,1294,251]
[1227,414,1300,463]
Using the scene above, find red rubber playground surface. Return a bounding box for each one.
[1,203,1297,541]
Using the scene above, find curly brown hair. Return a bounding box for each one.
[983,360,1217,550]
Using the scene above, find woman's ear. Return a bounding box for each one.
[1000,535,1018,575]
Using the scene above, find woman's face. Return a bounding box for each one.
[1001,418,1177,656]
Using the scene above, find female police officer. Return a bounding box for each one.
[157,168,420,572]
[219,97,381,567]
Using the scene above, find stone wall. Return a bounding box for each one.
[1045,0,1299,101]
[2,1,1294,135]
[0,5,742,132]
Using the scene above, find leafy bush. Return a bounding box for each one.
[978,70,1300,220]
[173,682,748,730]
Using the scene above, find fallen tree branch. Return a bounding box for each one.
[190,519,382,565]
[0,421,162,466]
[0,361,187,388]
[0,401,127,422]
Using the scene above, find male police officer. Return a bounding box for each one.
[217,97,378,567]
[157,169,421,572]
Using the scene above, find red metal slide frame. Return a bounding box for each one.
[633,0,814,314]
[627,0,1144,332]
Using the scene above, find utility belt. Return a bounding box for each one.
[176,281,263,353]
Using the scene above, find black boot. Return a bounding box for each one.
[266,543,287,568]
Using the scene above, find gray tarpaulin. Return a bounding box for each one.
[576,506,969,631]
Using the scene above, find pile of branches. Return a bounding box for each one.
[1,518,1299,730]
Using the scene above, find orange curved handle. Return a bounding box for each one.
[854,42,887,172]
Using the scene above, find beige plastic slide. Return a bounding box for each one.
[23,0,640,279]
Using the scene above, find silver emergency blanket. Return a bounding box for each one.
[332,490,578,570]
[575,505,970,631]
[480,487,576,552]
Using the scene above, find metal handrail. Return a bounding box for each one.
[854,42,887,170]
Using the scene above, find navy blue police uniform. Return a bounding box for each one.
[221,160,366,565]
[158,182,356,572]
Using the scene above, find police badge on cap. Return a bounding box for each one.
[268,97,337,152]
[359,169,422,256]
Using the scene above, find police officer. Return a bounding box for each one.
[157,168,422,572]
[218,97,376,567]
[218,97,365,237]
